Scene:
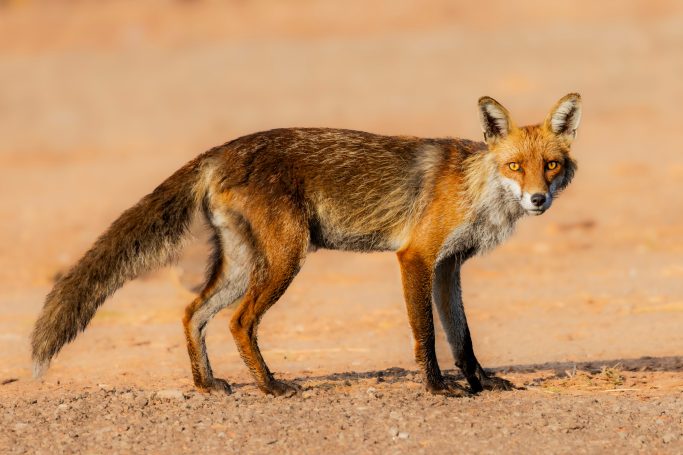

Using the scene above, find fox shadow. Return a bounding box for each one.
[241,355,683,392]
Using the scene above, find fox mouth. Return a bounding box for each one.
[526,208,546,216]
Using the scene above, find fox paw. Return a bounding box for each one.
[426,381,470,398]
[479,374,514,391]
[262,380,300,398]
[198,378,232,395]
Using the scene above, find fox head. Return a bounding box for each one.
[478,93,581,216]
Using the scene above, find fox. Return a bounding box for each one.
[31,93,581,397]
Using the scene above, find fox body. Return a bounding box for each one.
[32,94,581,396]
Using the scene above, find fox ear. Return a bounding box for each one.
[478,96,513,145]
[545,93,582,142]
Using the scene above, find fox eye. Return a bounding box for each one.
[508,162,520,171]
[546,161,559,170]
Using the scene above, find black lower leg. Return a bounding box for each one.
[455,327,484,392]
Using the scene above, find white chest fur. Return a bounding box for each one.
[437,176,524,262]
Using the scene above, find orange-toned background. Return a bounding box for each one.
[1,0,681,387]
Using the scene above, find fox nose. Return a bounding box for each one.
[530,193,546,207]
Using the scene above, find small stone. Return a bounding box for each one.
[389,427,399,437]
[155,389,185,401]
[366,387,383,398]
[398,432,410,440]
[98,384,114,393]
[302,390,316,399]
[662,433,676,444]
[13,423,28,432]
[389,411,401,420]
[57,403,69,411]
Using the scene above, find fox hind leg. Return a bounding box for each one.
[228,213,308,397]
[183,228,250,394]
[183,286,232,393]
[230,262,302,397]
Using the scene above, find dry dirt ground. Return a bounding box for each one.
[1,1,682,453]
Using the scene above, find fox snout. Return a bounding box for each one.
[530,193,546,207]
[500,177,554,215]
[522,191,552,215]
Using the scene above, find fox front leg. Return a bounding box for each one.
[397,248,468,397]
[433,255,514,392]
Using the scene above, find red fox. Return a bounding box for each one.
[32,94,581,397]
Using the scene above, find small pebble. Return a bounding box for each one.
[662,433,676,444]
[98,384,114,393]
[154,389,185,401]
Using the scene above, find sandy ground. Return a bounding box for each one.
[1,0,682,453]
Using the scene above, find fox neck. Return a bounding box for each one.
[438,151,525,262]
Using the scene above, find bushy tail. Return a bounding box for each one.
[31,154,211,377]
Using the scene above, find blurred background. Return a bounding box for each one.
[0,0,681,385]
